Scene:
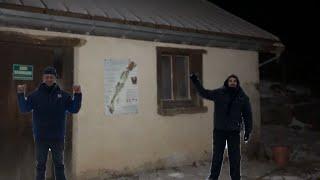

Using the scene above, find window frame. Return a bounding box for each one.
[156,47,208,115]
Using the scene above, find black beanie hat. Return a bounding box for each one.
[43,66,57,77]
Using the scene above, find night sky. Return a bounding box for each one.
[209,0,318,92]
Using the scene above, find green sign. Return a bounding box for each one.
[13,64,33,80]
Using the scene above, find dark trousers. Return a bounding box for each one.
[209,130,241,180]
[35,140,66,180]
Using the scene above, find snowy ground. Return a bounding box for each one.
[84,159,320,180]
[80,123,320,180]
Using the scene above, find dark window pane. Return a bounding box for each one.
[173,56,189,100]
[160,55,172,100]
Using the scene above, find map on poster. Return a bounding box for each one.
[104,59,138,115]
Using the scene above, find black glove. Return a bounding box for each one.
[244,132,250,142]
[190,73,198,82]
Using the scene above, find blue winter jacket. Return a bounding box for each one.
[17,83,82,142]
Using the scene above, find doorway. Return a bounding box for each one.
[0,41,74,180]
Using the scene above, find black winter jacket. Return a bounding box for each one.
[191,76,252,133]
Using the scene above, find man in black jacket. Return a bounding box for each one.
[17,67,82,180]
[190,74,252,180]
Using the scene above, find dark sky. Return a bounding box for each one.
[208,0,318,89]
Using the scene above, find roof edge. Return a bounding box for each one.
[0,3,281,43]
[0,6,284,53]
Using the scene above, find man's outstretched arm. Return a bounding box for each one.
[190,73,217,101]
[67,85,82,113]
[17,84,33,113]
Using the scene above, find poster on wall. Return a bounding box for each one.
[104,59,138,115]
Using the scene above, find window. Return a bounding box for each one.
[160,54,190,100]
[157,47,208,115]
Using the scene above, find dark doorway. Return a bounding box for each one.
[0,42,74,180]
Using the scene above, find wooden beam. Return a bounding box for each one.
[0,30,86,47]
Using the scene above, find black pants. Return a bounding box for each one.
[210,130,241,180]
[35,140,66,180]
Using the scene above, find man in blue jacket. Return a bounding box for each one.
[17,66,82,180]
[190,74,252,180]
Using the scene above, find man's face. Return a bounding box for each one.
[228,77,238,88]
[42,74,56,87]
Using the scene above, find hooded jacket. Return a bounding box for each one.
[17,83,82,142]
[191,75,252,133]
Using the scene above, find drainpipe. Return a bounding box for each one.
[259,42,285,68]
